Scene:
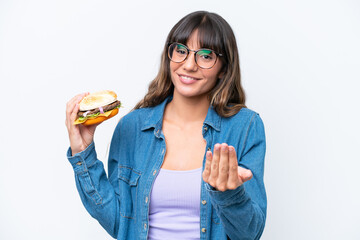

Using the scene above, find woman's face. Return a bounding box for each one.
[169,30,224,100]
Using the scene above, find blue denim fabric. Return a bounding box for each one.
[67,97,267,240]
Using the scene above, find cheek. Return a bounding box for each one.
[207,64,223,85]
[169,62,179,73]
[208,77,219,90]
[204,71,220,85]
[169,62,180,83]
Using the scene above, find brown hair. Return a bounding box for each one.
[133,11,246,117]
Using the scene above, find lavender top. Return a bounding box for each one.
[148,167,202,240]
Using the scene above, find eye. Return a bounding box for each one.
[197,49,214,61]
[175,44,187,55]
[176,49,187,55]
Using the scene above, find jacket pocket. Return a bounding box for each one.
[118,166,141,219]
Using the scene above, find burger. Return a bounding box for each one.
[74,90,121,126]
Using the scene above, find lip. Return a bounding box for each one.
[177,74,201,84]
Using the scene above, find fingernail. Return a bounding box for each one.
[229,147,234,152]
[215,144,220,150]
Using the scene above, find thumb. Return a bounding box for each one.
[87,122,101,132]
[238,167,253,183]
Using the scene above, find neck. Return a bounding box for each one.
[165,91,210,124]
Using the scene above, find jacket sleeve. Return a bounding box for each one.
[206,113,267,240]
[66,120,124,239]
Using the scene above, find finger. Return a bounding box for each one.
[66,93,86,121]
[67,94,86,124]
[208,143,220,187]
[70,103,80,123]
[227,146,240,189]
[66,102,80,130]
[216,143,229,191]
[238,167,253,183]
[66,92,86,111]
[202,151,212,183]
[66,93,87,131]
[66,101,77,130]
[67,105,81,138]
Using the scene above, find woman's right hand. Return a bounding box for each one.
[65,93,100,156]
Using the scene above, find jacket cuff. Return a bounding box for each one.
[205,183,247,206]
[66,142,97,174]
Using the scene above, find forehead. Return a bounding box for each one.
[185,30,201,49]
[172,27,221,52]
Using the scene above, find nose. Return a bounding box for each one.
[182,51,198,71]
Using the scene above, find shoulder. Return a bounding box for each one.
[223,107,263,127]
[220,107,265,142]
[114,106,158,132]
[235,107,258,118]
[120,107,150,126]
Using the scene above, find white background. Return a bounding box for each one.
[1,0,359,239]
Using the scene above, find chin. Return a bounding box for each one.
[173,86,209,100]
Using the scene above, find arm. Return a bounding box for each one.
[65,94,122,238]
[67,141,120,238]
[203,113,267,240]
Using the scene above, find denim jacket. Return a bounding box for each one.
[67,97,267,240]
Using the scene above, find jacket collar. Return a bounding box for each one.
[203,106,221,131]
[141,96,221,136]
[141,97,171,137]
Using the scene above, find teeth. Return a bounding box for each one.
[181,75,196,80]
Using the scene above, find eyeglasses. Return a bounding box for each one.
[168,42,223,69]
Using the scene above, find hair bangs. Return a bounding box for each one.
[169,14,202,45]
[169,13,224,56]
[197,19,224,55]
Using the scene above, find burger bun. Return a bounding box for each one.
[80,90,117,111]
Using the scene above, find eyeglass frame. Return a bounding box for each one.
[167,42,223,69]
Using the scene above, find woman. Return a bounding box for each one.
[66,11,266,240]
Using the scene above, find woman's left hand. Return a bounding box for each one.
[202,143,253,192]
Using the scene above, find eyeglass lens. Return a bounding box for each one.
[168,43,217,69]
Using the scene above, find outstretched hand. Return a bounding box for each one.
[202,143,252,192]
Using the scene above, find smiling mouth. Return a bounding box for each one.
[178,74,200,81]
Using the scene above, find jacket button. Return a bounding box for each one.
[144,223,147,230]
[201,228,206,233]
[76,162,82,166]
[202,200,207,205]
[204,126,208,131]
[207,147,211,151]
[145,196,148,203]
[153,170,157,175]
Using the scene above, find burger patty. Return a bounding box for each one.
[78,100,121,118]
